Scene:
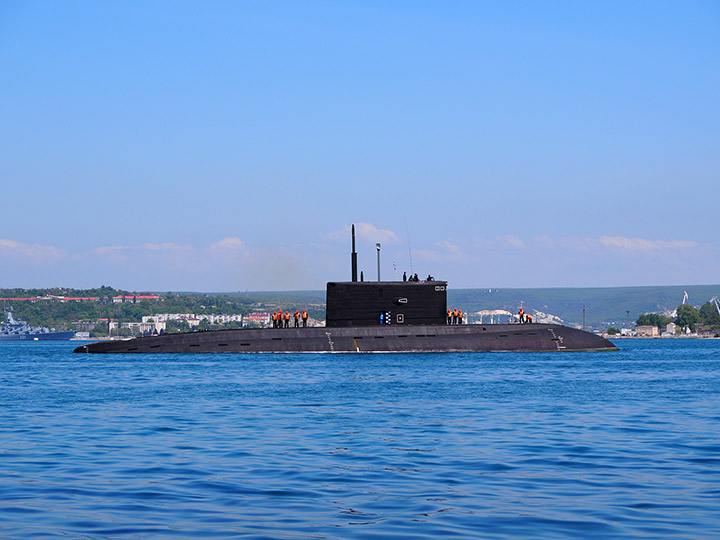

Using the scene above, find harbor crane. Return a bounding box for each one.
[710,296,720,317]
[663,290,689,318]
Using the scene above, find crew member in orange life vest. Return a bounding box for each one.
[518,307,525,324]
[458,309,463,325]
[302,309,308,327]
[447,309,452,325]
[284,311,290,328]
[294,310,300,327]
[272,311,277,328]
[452,308,458,325]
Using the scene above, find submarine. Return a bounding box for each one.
[74,226,617,354]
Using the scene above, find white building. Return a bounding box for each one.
[109,321,165,334]
[142,313,243,329]
[662,322,677,337]
[243,313,271,327]
[636,325,659,337]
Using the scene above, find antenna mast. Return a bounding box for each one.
[405,217,414,274]
[351,224,358,282]
[376,243,381,282]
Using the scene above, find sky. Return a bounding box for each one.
[1,1,718,291]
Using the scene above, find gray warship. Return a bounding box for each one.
[75,226,616,354]
[1,309,75,341]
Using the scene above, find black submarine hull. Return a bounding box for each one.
[74,323,616,353]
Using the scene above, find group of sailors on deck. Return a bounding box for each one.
[517,307,533,324]
[402,272,435,282]
[447,308,463,325]
[272,310,308,328]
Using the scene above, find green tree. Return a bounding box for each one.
[166,320,191,334]
[90,322,109,337]
[636,313,672,331]
[675,304,700,332]
[607,327,620,335]
[197,319,213,331]
[699,302,720,328]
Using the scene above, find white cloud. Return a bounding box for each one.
[141,242,192,252]
[413,240,464,264]
[598,236,699,251]
[502,235,525,249]
[2,232,713,291]
[437,239,462,256]
[413,248,444,263]
[518,235,700,253]
[0,238,65,261]
[88,242,193,264]
[90,245,126,256]
[2,238,244,265]
[556,236,598,252]
[532,235,555,249]
[207,237,245,254]
[90,243,192,256]
[325,223,400,244]
[75,238,254,289]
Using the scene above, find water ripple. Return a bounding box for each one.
[0,340,719,538]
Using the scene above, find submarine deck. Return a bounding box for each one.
[74,323,617,354]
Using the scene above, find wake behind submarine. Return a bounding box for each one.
[74,226,617,354]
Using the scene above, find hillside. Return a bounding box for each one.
[234,285,720,329]
[2,285,718,332]
[447,284,720,328]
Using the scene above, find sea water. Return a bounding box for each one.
[0,339,718,539]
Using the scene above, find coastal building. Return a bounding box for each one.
[141,314,200,328]
[662,322,677,337]
[0,295,99,302]
[75,318,164,334]
[112,294,161,303]
[109,321,164,334]
[74,320,102,332]
[636,325,659,337]
[141,313,243,329]
[202,314,243,325]
[137,317,168,334]
[243,313,270,327]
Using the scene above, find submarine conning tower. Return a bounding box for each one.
[325,225,448,328]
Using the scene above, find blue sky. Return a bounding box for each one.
[1,1,718,291]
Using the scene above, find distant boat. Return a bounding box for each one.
[0,309,75,341]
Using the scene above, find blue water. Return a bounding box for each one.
[1,340,719,539]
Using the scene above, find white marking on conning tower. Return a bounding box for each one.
[325,332,335,352]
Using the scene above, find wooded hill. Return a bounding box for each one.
[446,284,720,329]
[0,287,325,332]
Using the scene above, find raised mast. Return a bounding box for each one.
[351,224,358,282]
